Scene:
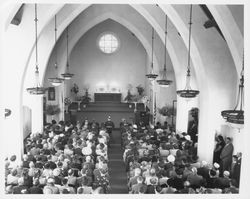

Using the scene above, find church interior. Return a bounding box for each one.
[1,1,249,196]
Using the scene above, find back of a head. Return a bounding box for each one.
[62,178,68,185]
[191,167,197,174]
[18,177,24,185]
[10,155,16,162]
[137,176,144,183]
[33,178,40,186]
[77,187,84,194]
[134,168,141,176]
[209,169,217,177]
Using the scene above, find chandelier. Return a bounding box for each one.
[48,15,64,86]
[26,4,47,95]
[176,5,199,98]
[157,14,173,87]
[146,27,158,81]
[221,53,244,126]
[61,26,74,80]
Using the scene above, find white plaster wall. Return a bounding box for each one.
[68,19,147,101]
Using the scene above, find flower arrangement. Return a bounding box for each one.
[45,104,60,116]
[158,105,176,117]
[124,90,134,102]
[81,90,91,104]
[136,84,144,96]
[71,83,79,95]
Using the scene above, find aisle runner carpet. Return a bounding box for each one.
[108,130,128,194]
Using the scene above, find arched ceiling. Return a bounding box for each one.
[2,3,243,105]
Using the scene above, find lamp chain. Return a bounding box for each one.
[34,4,38,72]
[66,26,69,69]
[54,15,57,69]
[164,15,167,72]
[187,4,193,77]
[151,27,154,70]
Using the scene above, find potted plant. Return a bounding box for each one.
[81,89,91,104]
[136,84,144,96]
[64,97,71,113]
[45,104,60,121]
[71,83,79,100]
[124,90,133,103]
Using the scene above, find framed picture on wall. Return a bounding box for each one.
[48,87,55,101]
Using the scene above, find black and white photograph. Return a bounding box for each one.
[0,0,249,198]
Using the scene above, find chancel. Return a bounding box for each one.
[1,1,249,196]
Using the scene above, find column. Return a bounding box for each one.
[31,95,44,134]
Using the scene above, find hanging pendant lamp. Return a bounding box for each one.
[221,52,244,126]
[146,27,158,81]
[61,26,74,80]
[157,15,173,87]
[26,4,47,95]
[48,15,64,86]
[176,5,199,98]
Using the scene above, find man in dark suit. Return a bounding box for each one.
[105,116,115,135]
[231,152,241,187]
[130,176,147,194]
[220,137,234,173]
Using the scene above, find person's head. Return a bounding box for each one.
[23,154,28,161]
[51,120,57,125]
[11,169,18,176]
[184,180,191,187]
[134,168,141,176]
[209,169,217,178]
[47,177,55,185]
[149,177,158,185]
[137,176,144,183]
[10,155,16,162]
[201,160,208,168]
[33,178,40,186]
[226,137,232,144]
[44,163,50,169]
[149,168,156,176]
[191,167,197,174]
[18,177,24,185]
[62,178,68,185]
[29,161,35,168]
[77,187,84,194]
[223,170,230,178]
[176,167,183,176]
[108,116,111,121]
[68,169,74,176]
[217,135,224,143]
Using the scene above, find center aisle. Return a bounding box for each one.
[108,129,128,194]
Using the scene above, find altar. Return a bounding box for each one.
[94,93,121,102]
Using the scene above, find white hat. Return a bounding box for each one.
[213,162,220,169]
[223,170,230,177]
[184,135,191,141]
[53,168,61,176]
[201,160,208,166]
[47,177,55,184]
[167,154,175,162]
[99,130,106,135]
[133,124,138,129]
